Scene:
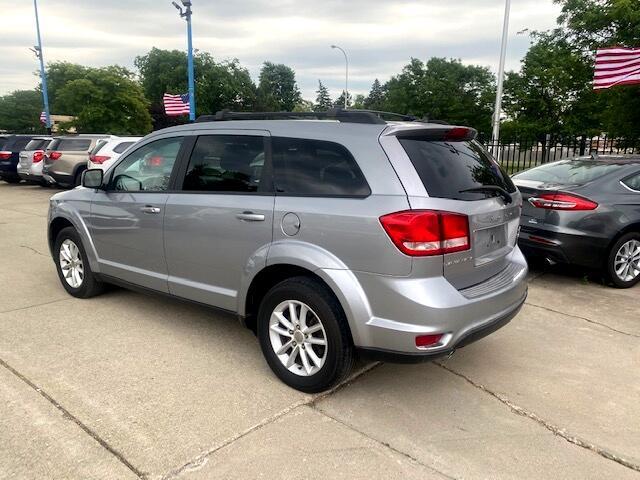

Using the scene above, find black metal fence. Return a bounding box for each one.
[481,135,640,174]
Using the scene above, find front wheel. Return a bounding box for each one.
[605,232,640,288]
[54,226,105,298]
[257,276,354,393]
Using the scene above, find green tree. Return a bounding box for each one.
[52,64,152,134]
[314,80,333,111]
[256,62,301,111]
[384,58,496,134]
[502,31,602,139]
[352,94,366,109]
[554,0,640,138]
[333,90,352,108]
[135,48,256,127]
[364,79,385,110]
[0,90,47,133]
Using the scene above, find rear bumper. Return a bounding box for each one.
[343,246,529,357]
[358,294,525,363]
[0,160,18,178]
[518,225,609,269]
[42,167,73,187]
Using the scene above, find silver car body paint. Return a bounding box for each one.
[48,119,528,356]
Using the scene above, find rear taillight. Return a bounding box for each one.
[48,151,62,160]
[529,193,598,211]
[32,150,44,163]
[415,334,444,348]
[0,151,11,160]
[90,155,111,164]
[380,210,470,257]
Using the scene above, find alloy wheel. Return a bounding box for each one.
[614,239,640,283]
[59,239,84,288]
[268,300,328,377]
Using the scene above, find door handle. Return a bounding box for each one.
[236,211,265,222]
[141,205,161,214]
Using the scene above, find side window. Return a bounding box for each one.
[113,142,136,154]
[110,137,183,192]
[622,173,640,192]
[182,135,266,193]
[272,137,370,197]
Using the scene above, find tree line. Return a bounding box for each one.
[0,0,637,140]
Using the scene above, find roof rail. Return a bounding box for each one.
[195,108,396,125]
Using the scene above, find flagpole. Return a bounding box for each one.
[491,0,511,156]
[33,0,52,133]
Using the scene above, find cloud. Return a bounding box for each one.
[0,0,561,101]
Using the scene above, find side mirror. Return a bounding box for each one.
[82,169,104,189]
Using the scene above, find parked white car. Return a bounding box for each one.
[87,136,142,171]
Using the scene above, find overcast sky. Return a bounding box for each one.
[0,0,561,101]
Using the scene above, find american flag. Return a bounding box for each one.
[163,93,190,116]
[594,47,640,90]
[39,111,47,124]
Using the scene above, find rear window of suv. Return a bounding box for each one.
[399,139,516,201]
[25,138,50,151]
[51,138,92,151]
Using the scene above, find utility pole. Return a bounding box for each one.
[173,0,196,121]
[491,0,511,151]
[33,0,51,133]
[331,45,349,109]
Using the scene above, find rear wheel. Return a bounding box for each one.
[54,226,105,298]
[257,276,354,393]
[3,177,21,184]
[606,232,640,288]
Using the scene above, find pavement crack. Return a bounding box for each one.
[525,301,640,338]
[160,362,382,480]
[0,356,147,479]
[313,407,457,480]
[435,362,640,474]
[0,297,69,315]
[20,244,48,257]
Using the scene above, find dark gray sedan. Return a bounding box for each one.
[513,156,640,288]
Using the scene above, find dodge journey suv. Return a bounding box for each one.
[48,110,528,392]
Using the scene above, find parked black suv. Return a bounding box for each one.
[0,135,40,184]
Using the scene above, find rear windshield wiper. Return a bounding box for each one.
[459,186,513,204]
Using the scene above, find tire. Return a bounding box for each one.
[74,168,85,187]
[3,177,21,184]
[605,232,640,288]
[54,226,105,298]
[257,276,354,393]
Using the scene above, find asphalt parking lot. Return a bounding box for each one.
[0,182,638,480]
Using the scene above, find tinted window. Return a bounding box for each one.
[25,138,50,151]
[183,135,265,193]
[111,137,183,192]
[4,137,32,152]
[622,172,640,191]
[513,160,626,185]
[90,140,108,155]
[55,138,92,151]
[400,139,516,201]
[113,141,136,154]
[272,137,370,196]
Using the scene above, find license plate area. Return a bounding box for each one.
[474,224,509,266]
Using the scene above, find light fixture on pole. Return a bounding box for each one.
[491,0,511,153]
[331,45,349,109]
[172,0,196,121]
[33,0,51,132]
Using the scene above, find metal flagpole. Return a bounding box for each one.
[173,1,196,121]
[491,0,511,158]
[33,0,52,133]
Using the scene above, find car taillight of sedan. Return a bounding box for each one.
[528,193,598,211]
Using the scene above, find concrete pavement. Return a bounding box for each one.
[0,182,638,479]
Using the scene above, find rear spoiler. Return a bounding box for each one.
[387,126,478,142]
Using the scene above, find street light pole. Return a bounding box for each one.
[331,45,349,109]
[33,0,51,133]
[173,0,196,121]
[491,0,511,150]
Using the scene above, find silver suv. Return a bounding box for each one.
[48,110,528,392]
